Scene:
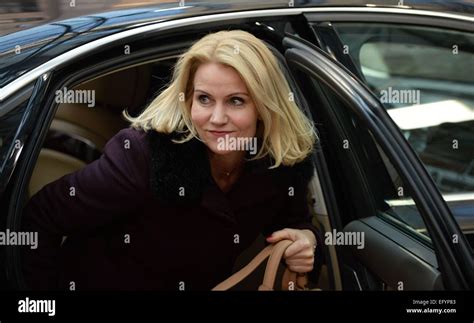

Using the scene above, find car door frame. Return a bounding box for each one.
[2,13,335,290]
[283,34,474,290]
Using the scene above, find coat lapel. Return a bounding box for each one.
[146,130,314,221]
[148,130,211,206]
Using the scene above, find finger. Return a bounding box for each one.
[285,258,314,267]
[266,229,297,243]
[284,240,311,259]
[285,252,314,261]
[288,248,316,260]
[288,265,313,273]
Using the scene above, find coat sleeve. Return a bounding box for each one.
[262,161,325,285]
[21,127,149,290]
[262,156,318,236]
[262,172,320,239]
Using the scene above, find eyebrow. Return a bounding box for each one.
[194,89,249,97]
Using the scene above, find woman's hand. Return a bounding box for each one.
[266,228,316,273]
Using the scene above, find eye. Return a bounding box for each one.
[198,94,210,104]
[230,97,245,106]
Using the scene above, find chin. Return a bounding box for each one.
[206,145,233,155]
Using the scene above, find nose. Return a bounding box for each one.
[210,103,228,125]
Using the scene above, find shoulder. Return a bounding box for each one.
[107,126,149,155]
[272,154,315,188]
[110,127,149,148]
[102,127,151,179]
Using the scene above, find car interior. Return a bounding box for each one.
[27,64,155,198]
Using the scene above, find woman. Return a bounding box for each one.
[21,30,321,290]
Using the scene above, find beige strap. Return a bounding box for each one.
[259,240,292,290]
[282,268,308,291]
[212,240,300,291]
[282,267,296,290]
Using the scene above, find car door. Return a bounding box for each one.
[282,34,473,290]
[0,10,347,291]
[304,7,474,252]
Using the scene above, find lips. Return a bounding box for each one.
[208,130,234,138]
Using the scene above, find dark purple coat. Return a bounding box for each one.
[21,127,321,290]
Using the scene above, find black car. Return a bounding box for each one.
[0,0,473,291]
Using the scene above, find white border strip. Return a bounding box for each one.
[1,6,473,102]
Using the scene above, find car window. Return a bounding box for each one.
[301,74,434,245]
[334,23,474,248]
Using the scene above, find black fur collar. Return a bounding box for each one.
[147,131,314,205]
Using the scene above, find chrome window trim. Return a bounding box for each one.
[304,6,474,22]
[1,6,473,102]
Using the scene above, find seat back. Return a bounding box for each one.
[28,149,86,198]
[28,64,152,199]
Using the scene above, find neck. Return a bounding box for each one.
[208,150,246,178]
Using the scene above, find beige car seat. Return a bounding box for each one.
[28,65,151,199]
[28,149,87,198]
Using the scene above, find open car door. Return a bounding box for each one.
[282,35,473,290]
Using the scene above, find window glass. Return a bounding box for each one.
[334,23,474,248]
[307,76,432,244]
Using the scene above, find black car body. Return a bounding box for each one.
[0,0,473,291]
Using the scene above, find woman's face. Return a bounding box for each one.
[191,62,259,156]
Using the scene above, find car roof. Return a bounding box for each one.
[0,0,473,95]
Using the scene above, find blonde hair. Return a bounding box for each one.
[123,29,317,168]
